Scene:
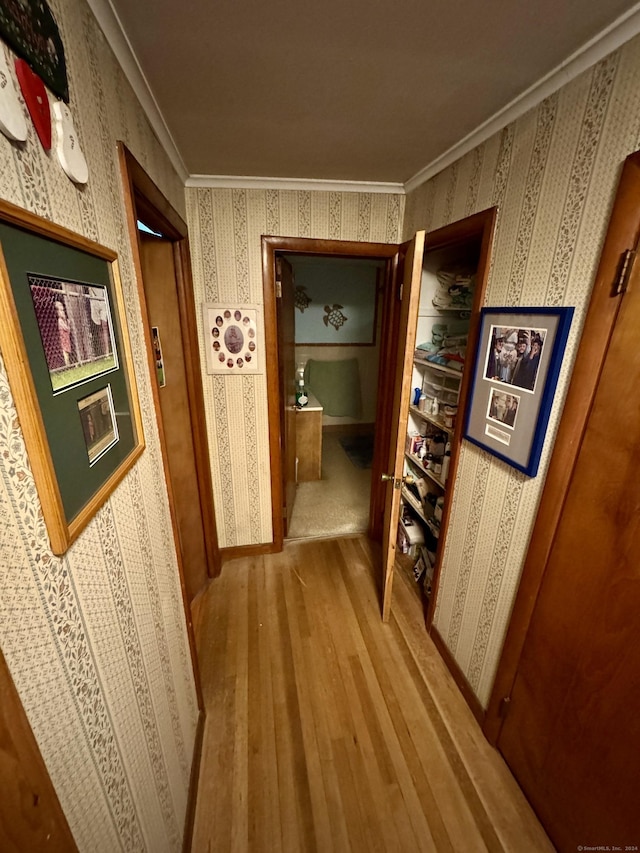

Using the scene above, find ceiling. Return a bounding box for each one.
[99,0,640,188]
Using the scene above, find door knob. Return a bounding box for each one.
[381,473,414,486]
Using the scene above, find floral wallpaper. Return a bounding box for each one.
[0,1,197,850]
[186,188,403,547]
[405,38,640,707]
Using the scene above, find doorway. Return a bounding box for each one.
[118,144,220,603]
[262,236,402,551]
[282,253,385,540]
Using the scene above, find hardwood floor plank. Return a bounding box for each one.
[265,557,303,852]
[230,562,250,853]
[274,569,316,851]
[191,536,552,853]
[254,557,283,852]
[280,550,334,852]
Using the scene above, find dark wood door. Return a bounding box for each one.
[497,269,640,849]
[139,233,211,601]
[277,256,297,536]
[0,651,77,852]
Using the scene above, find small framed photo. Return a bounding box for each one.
[464,307,573,477]
[202,303,263,374]
[78,386,119,465]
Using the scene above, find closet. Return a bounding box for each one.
[381,209,496,624]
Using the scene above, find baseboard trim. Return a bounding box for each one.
[182,709,205,853]
[430,625,485,726]
[220,541,280,562]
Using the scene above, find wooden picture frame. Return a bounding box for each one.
[463,307,573,477]
[0,199,144,554]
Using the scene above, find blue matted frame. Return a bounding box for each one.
[463,306,574,477]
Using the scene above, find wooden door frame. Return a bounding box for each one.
[484,152,640,745]
[262,236,400,551]
[118,143,221,694]
[119,144,215,849]
[423,209,497,628]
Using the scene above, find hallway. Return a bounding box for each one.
[191,536,552,851]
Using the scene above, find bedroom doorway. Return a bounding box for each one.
[262,236,404,550]
[282,253,384,540]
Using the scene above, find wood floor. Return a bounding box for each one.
[191,536,553,852]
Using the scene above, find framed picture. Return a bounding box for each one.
[463,307,573,477]
[0,199,144,554]
[202,303,263,374]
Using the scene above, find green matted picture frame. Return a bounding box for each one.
[0,199,144,555]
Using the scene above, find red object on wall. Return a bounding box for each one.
[15,59,51,151]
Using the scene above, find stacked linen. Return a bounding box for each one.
[432,267,476,310]
[415,321,468,371]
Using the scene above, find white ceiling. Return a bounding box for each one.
[94,0,640,189]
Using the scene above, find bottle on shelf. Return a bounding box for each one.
[295,362,308,407]
[441,441,451,483]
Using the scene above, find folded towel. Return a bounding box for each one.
[304,358,362,418]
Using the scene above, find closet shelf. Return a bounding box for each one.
[405,452,445,489]
[408,405,454,436]
[413,356,464,379]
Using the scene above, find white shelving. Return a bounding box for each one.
[398,235,481,601]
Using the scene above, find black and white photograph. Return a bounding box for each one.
[487,388,520,429]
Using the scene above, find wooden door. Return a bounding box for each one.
[277,256,297,535]
[0,651,77,852]
[497,263,640,848]
[139,233,211,601]
[380,231,425,621]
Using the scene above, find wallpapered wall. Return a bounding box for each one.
[186,188,403,547]
[186,34,640,712]
[404,36,640,707]
[0,1,197,851]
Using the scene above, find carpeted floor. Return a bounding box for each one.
[287,432,372,540]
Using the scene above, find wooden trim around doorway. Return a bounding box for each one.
[118,142,216,712]
[262,236,400,551]
[483,152,640,745]
[422,208,498,629]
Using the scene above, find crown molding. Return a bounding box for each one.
[87,0,640,197]
[404,1,640,194]
[185,174,405,194]
[85,0,189,183]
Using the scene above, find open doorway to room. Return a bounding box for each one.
[282,254,385,540]
[262,236,404,551]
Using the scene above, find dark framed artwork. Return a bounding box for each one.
[0,199,144,554]
[463,307,573,477]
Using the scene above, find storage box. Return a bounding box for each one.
[397,518,425,557]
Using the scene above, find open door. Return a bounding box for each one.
[380,231,425,621]
[276,256,297,536]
